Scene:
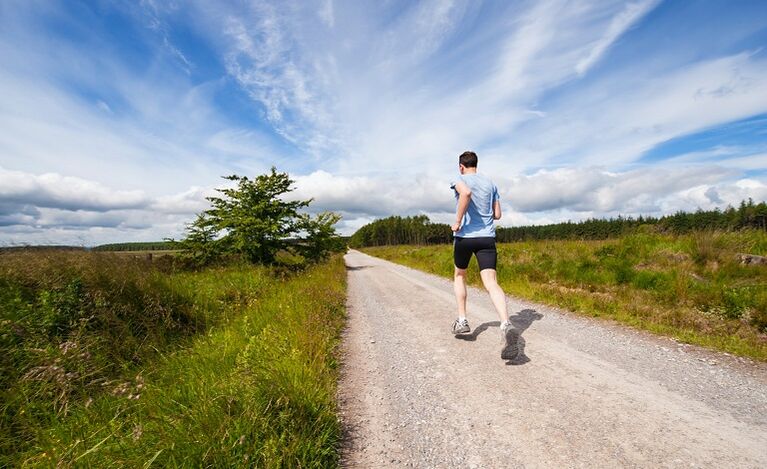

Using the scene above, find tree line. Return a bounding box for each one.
[349,199,767,247]
[92,241,176,251]
[348,215,453,247]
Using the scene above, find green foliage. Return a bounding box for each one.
[176,167,344,266]
[297,211,346,263]
[176,212,224,266]
[2,250,347,467]
[349,214,452,247]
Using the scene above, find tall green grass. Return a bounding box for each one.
[363,230,767,360]
[1,250,346,467]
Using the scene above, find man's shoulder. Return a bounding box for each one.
[450,175,465,188]
[453,173,496,189]
[473,173,496,187]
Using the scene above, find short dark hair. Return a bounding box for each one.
[459,151,478,168]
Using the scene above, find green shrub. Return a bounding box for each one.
[631,271,661,290]
[610,259,635,285]
[721,286,757,320]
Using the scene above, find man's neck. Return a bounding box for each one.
[463,168,477,175]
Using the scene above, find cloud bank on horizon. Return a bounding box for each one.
[1,0,766,245]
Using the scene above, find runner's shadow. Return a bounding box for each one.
[454,321,500,341]
[345,265,372,271]
[504,309,543,366]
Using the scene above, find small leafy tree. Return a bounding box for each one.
[297,211,345,262]
[177,167,343,265]
[177,214,222,265]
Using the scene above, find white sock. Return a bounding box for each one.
[458,316,467,323]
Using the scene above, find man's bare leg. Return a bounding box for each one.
[454,267,468,317]
[479,269,508,324]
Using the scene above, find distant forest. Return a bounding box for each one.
[92,241,176,252]
[349,199,767,248]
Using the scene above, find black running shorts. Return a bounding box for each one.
[453,236,497,270]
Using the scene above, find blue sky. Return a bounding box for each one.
[1,0,766,244]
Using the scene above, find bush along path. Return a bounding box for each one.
[338,250,767,468]
[2,252,347,467]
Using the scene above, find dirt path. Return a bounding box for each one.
[337,250,767,468]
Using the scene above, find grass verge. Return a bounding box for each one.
[362,231,767,361]
[2,250,346,467]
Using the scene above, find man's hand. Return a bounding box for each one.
[451,221,461,232]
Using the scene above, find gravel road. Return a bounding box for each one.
[337,250,767,468]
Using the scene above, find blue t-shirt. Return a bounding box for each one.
[451,173,499,238]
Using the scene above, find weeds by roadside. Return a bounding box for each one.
[1,250,346,467]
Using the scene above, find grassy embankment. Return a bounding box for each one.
[363,230,767,360]
[1,250,346,467]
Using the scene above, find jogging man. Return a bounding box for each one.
[450,151,515,358]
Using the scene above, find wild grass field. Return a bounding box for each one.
[363,230,767,360]
[1,250,346,467]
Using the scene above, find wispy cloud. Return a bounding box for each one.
[575,0,661,76]
[318,0,335,28]
[221,1,340,155]
[500,51,767,170]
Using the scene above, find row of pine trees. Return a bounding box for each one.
[349,199,767,247]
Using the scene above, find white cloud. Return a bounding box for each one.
[290,170,452,216]
[575,0,660,76]
[503,166,735,213]
[151,186,218,215]
[0,167,149,212]
[0,167,200,243]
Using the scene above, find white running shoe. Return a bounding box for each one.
[500,320,512,339]
[452,318,470,335]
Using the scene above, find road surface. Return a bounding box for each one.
[337,250,767,468]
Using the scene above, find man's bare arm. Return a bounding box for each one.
[451,182,472,232]
[493,200,502,220]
